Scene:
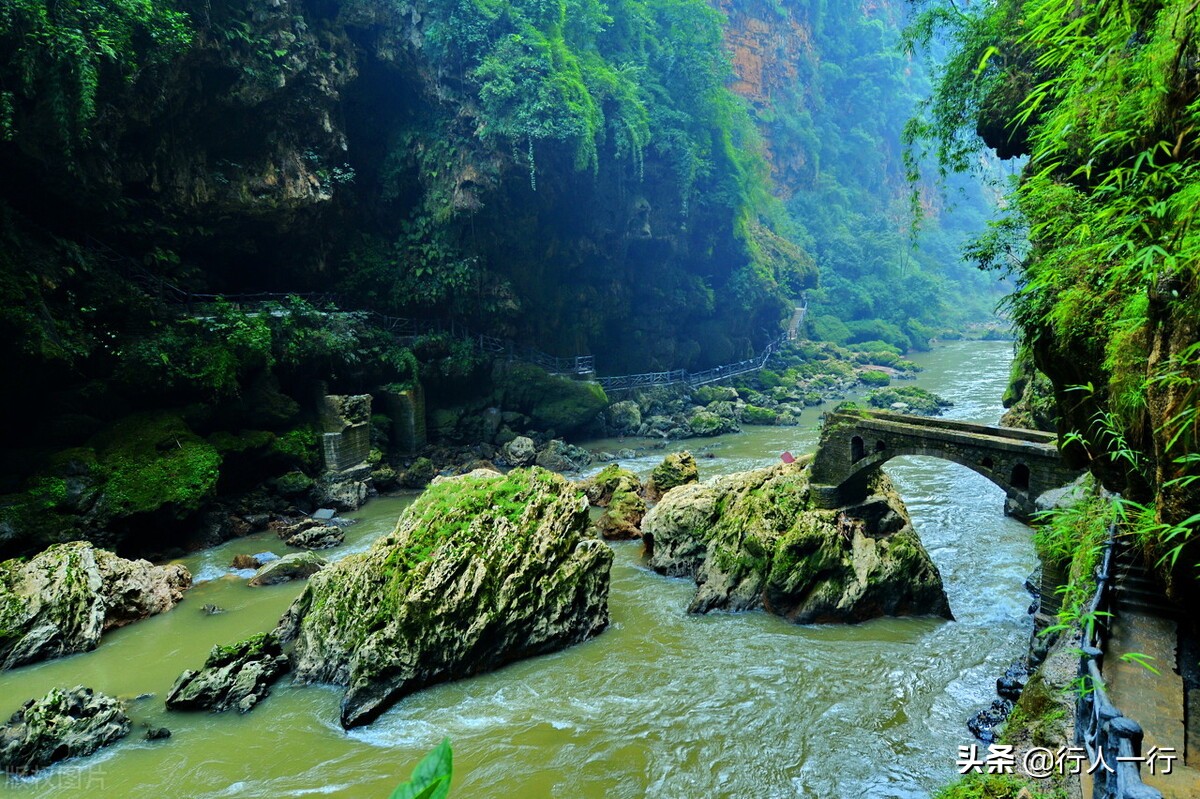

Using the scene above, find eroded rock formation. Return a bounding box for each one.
[0,542,190,669]
[641,462,952,623]
[278,467,612,728]
[166,633,290,714]
[0,687,130,776]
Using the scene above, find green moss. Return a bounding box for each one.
[933,774,1065,799]
[92,412,221,517]
[650,452,699,494]
[743,405,778,425]
[270,425,321,472]
[385,469,541,574]
[1032,486,1112,619]
[491,364,609,435]
[864,386,952,415]
[859,369,892,387]
[206,632,279,667]
[208,429,275,454]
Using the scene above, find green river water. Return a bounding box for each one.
[1,340,1036,798]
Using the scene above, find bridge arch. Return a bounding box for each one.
[809,410,1083,521]
[832,444,1028,507]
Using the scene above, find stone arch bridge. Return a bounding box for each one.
[809,410,1083,520]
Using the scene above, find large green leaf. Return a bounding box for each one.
[388,738,453,799]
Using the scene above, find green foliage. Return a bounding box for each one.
[757,1,1008,344]
[933,773,1064,799]
[0,0,192,151]
[92,412,222,518]
[915,0,1200,582]
[389,738,453,799]
[858,370,891,387]
[271,426,321,473]
[809,314,851,345]
[1033,488,1113,626]
[864,385,951,416]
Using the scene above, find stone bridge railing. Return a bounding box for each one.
[1076,529,1163,799]
[809,409,1083,519]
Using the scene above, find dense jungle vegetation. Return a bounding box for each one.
[909,0,1200,594]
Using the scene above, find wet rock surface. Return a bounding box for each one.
[0,542,190,670]
[279,467,612,728]
[165,633,290,714]
[0,687,130,776]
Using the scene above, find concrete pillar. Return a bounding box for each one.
[380,384,427,456]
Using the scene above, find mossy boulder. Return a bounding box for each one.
[596,490,647,540]
[493,363,609,435]
[604,400,642,435]
[640,464,952,623]
[0,542,190,669]
[694,385,738,404]
[864,386,952,416]
[248,551,327,586]
[578,464,641,506]
[535,439,592,472]
[742,405,778,425]
[0,413,223,552]
[165,632,290,714]
[579,465,646,539]
[279,467,612,728]
[400,457,436,488]
[687,409,737,437]
[645,451,700,500]
[0,686,130,775]
[271,470,315,497]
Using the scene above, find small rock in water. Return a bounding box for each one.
[248,552,327,586]
[967,698,1014,743]
[144,727,171,740]
[997,661,1029,701]
[0,686,130,775]
[200,604,225,616]
[230,554,261,570]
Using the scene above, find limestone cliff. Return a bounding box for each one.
[641,462,951,622]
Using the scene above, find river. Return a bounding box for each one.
[1,340,1035,798]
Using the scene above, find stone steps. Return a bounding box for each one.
[1113,544,1177,618]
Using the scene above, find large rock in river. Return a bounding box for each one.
[166,633,290,714]
[0,541,190,669]
[0,686,130,775]
[641,463,951,623]
[278,467,613,728]
[644,451,699,500]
